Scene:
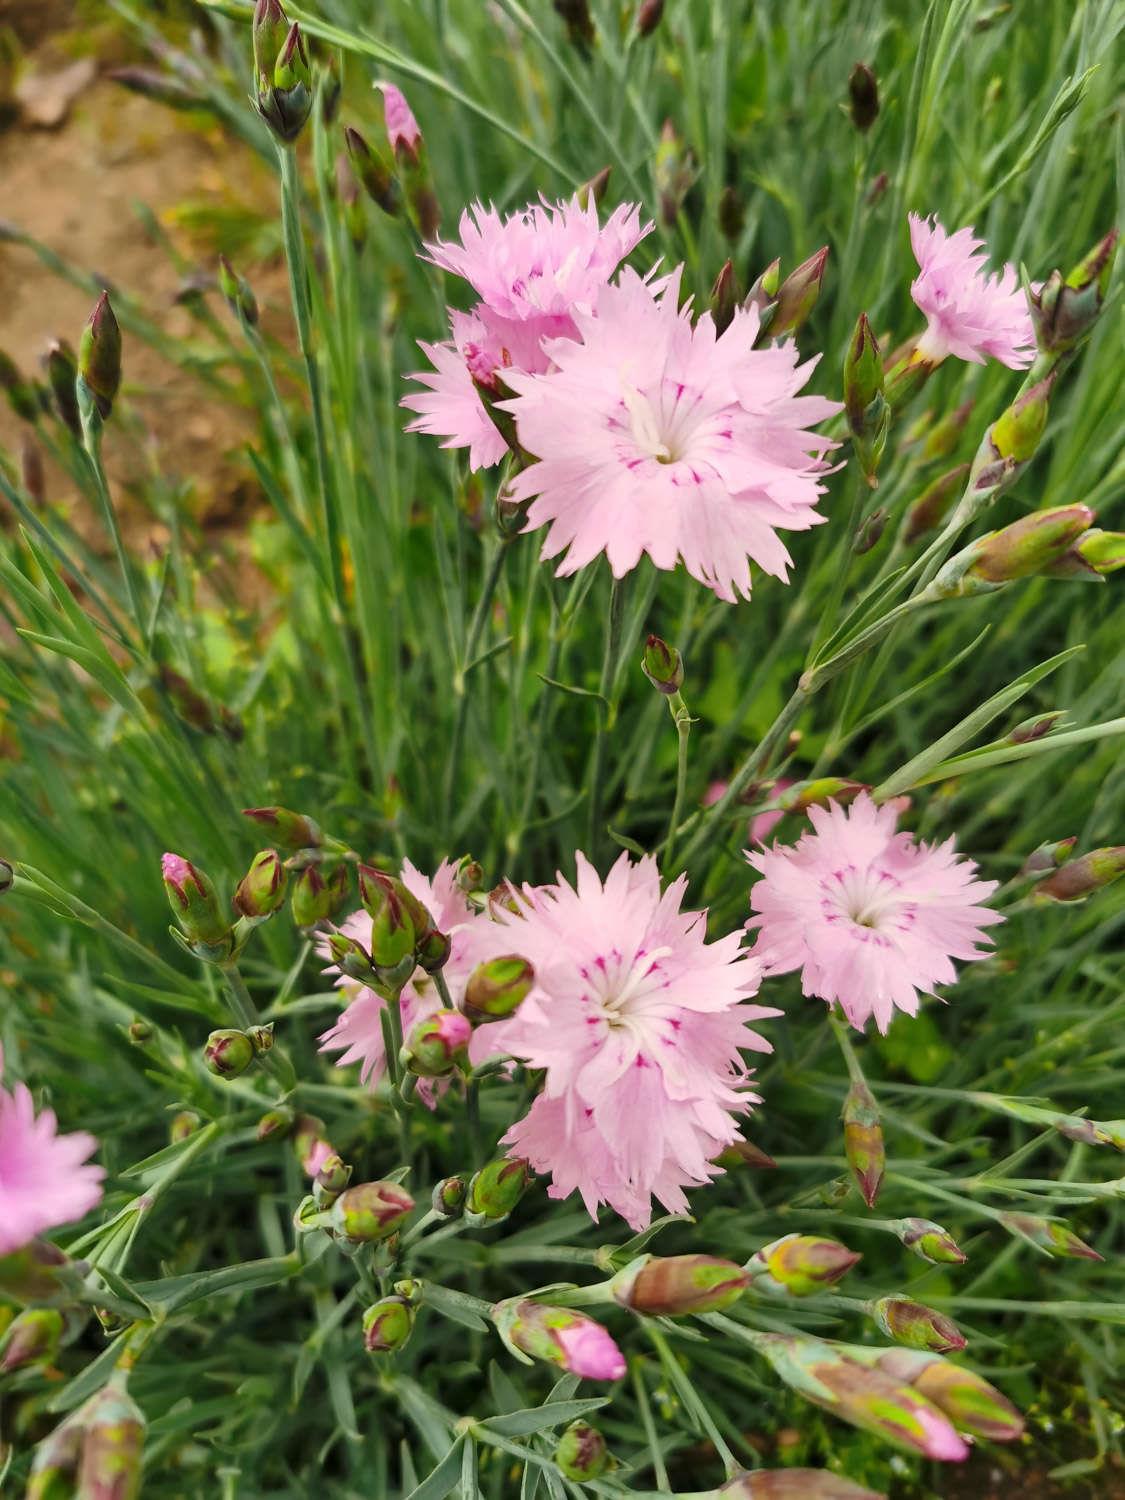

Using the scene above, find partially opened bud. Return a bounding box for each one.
[555,1420,609,1480]
[242,806,321,849]
[331,1181,414,1244]
[462,955,535,1023]
[204,1029,255,1079]
[641,634,684,695]
[257,20,312,143]
[999,1212,1102,1260]
[871,1347,1025,1441]
[401,1008,472,1077]
[848,63,879,132]
[162,853,231,951]
[345,125,398,216]
[362,1295,414,1353]
[43,337,82,436]
[466,1157,532,1224]
[750,1234,861,1296]
[431,1175,466,1218]
[720,1471,884,1499]
[1031,846,1125,902]
[771,248,829,338]
[709,260,738,336]
[898,1218,967,1266]
[842,1079,884,1208]
[233,849,288,919]
[613,1254,749,1316]
[357,865,416,967]
[78,292,122,420]
[377,82,440,238]
[218,255,259,326]
[873,1296,966,1354]
[495,1299,625,1380]
[0,1307,63,1372]
[903,463,969,543]
[76,1376,146,1500]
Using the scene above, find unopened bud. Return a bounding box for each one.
[43,337,82,436]
[462,955,535,1024]
[848,63,879,132]
[951,503,1095,591]
[1019,838,1076,876]
[898,1218,967,1266]
[873,1296,966,1354]
[257,20,312,143]
[654,117,694,226]
[252,0,288,86]
[555,1420,609,1479]
[466,1157,532,1224]
[344,125,398,216]
[1030,229,1117,353]
[291,864,346,928]
[27,1415,84,1500]
[921,400,973,463]
[843,313,884,429]
[576,164,612,211]
[0,348,40,423]
[779,778,868,815]
[292,1114,332,1176]
[315,1153,352,1197]
[842,1079,884,1208]
[641,634,684,695]
[335,151,367,250]
[854,507,888,553]
[78,292,122,420]
[76,1377,145,1499]
[363,1295,414,1353]
[990,372,1055,462]
[1046,526,1125,580]
[127,1018,153,1045]
[218,255,259,326]
[553,0,595,54]
[873,1347,1025,1442]
[746,258,781,324]
[233,848,287,919]
[171,1110,202,1143]
[256,1106,295,1142]
[204,1028,255,1079]
[714,1139,778,1171]
[1031,846,1125,902]
[771,248,829,338]
[0,1239,86,1307]
[20,432,45,503]
[357,865,416,968]
[709,259,738,336]
[416,927,452,974]
[0,1307,63,1372]
[495,1299,625,1380]
[1007,711,1064,745]
[718,185,745,241]
[613,1253,749,1316]
[719,1471,883,1499]
[331,1181,415,1244]
[402,1008,472,1077]
[243,805,321,849]
[162,852,231,951]
[636,0,665,38]
[326,930,376,983]
[432,1175,466,1218]
[750,1234,861,1296]
[999,1212,1102,1260]
[903,463,969,543]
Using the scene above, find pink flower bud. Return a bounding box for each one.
[496,1299,625,1380]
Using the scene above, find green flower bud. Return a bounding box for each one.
[709,259,738,336]
[641,634,684,695]
[842,1078,884,1209]
[402,1008,472,1077]
[848,63,879,132]
[331,1181,415,1244]
[107,65,204,111]
[903,463,969,543]
[0,857,13,895]
[719,1471,883,1499]
[0,1239,87,1307]
[326,930,376,983]
[897,1218,967,1266]
[76,1376,145,1500]
[1020,837,1076,876]
[170,1110,202,1143]
[1045,526,1125,580]
[771,247,829,338]
[27,1414,85,1500]
[43,337,82,436]
[990,371,1055,462]
[636,0,665,38]
[1031,846,1125,902]
[466,1157,532,1224]
[415,926,452,974]
[291,865,348,927]
[0,1307,63,1372]
[242,806,322,849]
[718,185,745,242]
[204,1029,255,1079]
[78,291,122,421]
[357,865,416,968]
[999,1212,1102,1260]
[256,20,312,143]
[779,778,868,815]
[966,503,1094,585]
[843,313,884,429]
[750,1234,861,1297]
[344,125,398,216]
[577,165,612,211]
[0,347,43,423]
[362,1295,414,1353]
[555,1420,609,1480]
[853,506,887,553]
[162,853,231,953]
[1008,710,1065,744]
[233,848,288,920]
[713,1139,778,1171]
[1030,228,1117,353]
[127,1019,153,1045]
[255,1106,294,1143]
[870,1346,1025,1442]
[218,255,259,326]
[613,1253,749,1317]
[432,1175,467,1218]
[455,858,485,894]
[252,0,289,87]
[921,399,973,463]
[462,955,535,1024]
[335,151,367,250]
[872,1296,966,1354]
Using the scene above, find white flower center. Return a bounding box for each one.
[621,379,706,466]
[585,946,674,1029]
[821,865,915,934]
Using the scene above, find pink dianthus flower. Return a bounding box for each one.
[746,794,1001,1033]
[500,268,840,601]
[0,1049,104,1255]
[488,852,777,1230]
[909,214,1035,369]
[403,197,650,470]
[377,82,422,156]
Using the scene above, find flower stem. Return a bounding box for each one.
[444,535,512,825]
[587,570,628,857]
[662,691,693,872]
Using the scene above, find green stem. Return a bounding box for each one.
[444,536,512,825]
[587,572,628,857]
[220,963,296,1091]
[662,691,693,872]
[79,405,143,638]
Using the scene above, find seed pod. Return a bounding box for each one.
[613,1253,749,1316]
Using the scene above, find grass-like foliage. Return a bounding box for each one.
[0,0,1122,1496]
